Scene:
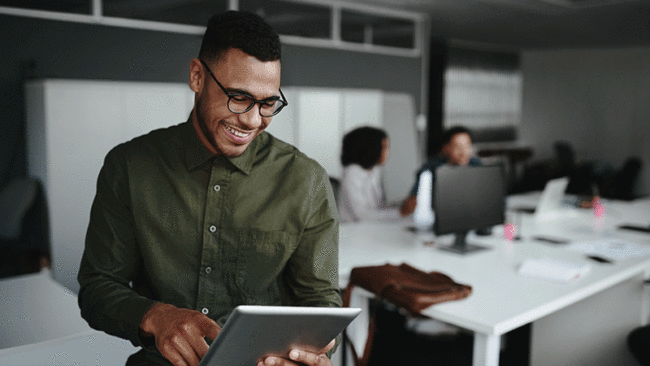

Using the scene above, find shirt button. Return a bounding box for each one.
[202,308,209,315]
[209,225,216,233]
[213,185,220,192]
[205,267,212,274]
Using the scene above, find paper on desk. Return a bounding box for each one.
[568,240,650,261]
[518,258,591,283]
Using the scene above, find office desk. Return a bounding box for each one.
[340,195,650,366]
[0,269,138,365]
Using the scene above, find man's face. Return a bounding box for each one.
[377,138,390,166]
[190,48,281,157]
[442,132,473,166]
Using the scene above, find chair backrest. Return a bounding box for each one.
[329,176,341,207]
[611,157,642,200]
[0,178,39,240]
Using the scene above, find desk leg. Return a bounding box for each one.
[473,333,500,366]
[345,287,371,366]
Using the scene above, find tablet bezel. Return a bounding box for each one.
[198,305,361,366]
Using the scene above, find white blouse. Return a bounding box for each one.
[337,164,401,223]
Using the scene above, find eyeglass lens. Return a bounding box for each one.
[227,95,285,117]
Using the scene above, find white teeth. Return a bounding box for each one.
[225,125,249,138]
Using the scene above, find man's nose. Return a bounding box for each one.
[238,105,263,130]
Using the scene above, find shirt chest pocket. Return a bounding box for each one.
[234,230,298,302]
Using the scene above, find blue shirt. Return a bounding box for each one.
[408,155,482,196]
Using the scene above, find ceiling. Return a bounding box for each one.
[342,0,650,50]
[3,0,649,50]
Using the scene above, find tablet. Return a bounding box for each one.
[198,305,362,366]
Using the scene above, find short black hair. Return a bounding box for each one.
[442,126,473,145]
[199,11,281,63]
[341,127,388,170]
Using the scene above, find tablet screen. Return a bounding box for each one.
[199,305,361,366]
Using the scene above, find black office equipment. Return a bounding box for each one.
[587,255,613,264]
[533,236,570,245]
[433,165,506,254]
[618,225,650,234]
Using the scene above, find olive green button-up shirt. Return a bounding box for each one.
[77,121,341,360]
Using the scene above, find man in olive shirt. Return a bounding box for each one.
[78,11,341,366]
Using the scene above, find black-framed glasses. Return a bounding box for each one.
[199,59,288,117]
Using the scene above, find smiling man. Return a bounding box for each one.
[77,11,341,366]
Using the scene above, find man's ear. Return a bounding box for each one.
[189,58,204,94]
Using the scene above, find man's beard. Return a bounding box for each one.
[195,96,225,156]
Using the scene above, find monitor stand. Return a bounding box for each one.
[438,230,489,254]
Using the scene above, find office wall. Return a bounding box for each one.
[0,13,422,188]
[520,47,650,197]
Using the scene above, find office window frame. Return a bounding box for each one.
[0,0,426,58]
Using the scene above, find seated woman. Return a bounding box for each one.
[337,126,403,223]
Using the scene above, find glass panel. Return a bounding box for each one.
[239,0,331,39]
[372,17,415,49]
[341,10,415,49]
[0,0,90,14]
[444,49,521,142]
[341,11,370,44]
[103,0,228,26]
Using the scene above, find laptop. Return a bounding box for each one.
[198,305,361,366]
[514,176,570,219]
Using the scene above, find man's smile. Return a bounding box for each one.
[223,123,254,143]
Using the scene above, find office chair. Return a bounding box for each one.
[329,176,341,207]
[601,156,642,201]
[0,177,51,278]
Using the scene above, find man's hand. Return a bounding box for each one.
[257,339,336,366]
[140,303,221,366]
[400,195,417,216]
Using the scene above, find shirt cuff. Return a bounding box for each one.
[126,298,161,350]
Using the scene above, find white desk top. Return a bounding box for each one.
[0,329,136,366]
[0,269,138,364]
[0,269,91,349]
[339,195,650,336]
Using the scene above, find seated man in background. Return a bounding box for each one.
[400,126,481,216]
[338,126,404,222]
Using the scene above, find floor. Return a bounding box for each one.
[348,301,531,366]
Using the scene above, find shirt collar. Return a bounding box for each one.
[181,118,263,175]
[181,119,215,172]
[225,133,264,175]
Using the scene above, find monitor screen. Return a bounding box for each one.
[433,164,506,254]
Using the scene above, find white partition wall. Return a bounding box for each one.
[26,79,194,292]
[341,89,383,132]
[26,80,418,293]
[381,93,420,203]
[296,90,344,178]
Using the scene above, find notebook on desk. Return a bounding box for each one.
[514,176,570,219]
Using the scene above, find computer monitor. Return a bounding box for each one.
[433,164,506,254]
